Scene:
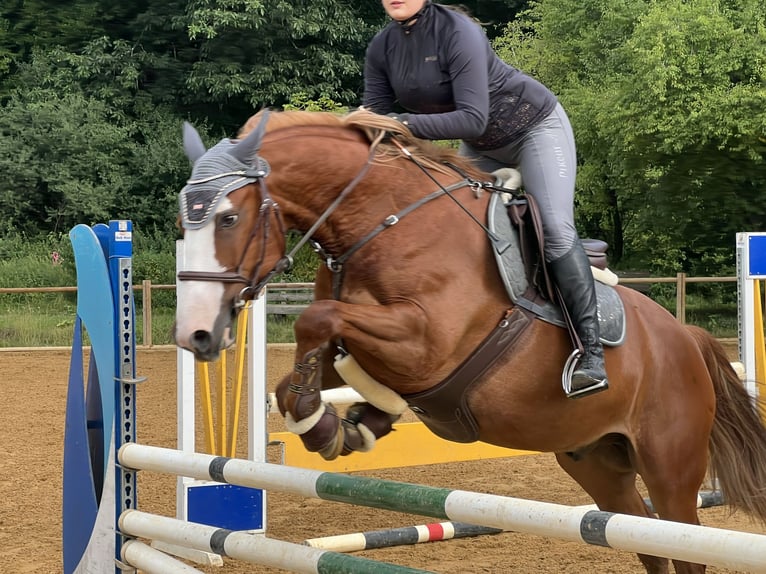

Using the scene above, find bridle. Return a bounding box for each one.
[176,167,290,308]
[176,122,507,311]
[176,131,384,310]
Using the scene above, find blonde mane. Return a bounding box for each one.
[238,108,486,178]
[239,109,344,135]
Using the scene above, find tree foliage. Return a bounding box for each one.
[180,0,383,130]
[0,43,191,235]
[496,0,766,273]
[0,0,527,236]
[1,0,759,279]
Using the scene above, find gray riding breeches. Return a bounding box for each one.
[459,102,578,262]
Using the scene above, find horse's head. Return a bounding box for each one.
[174,112,288,360]
[173,108,493,361]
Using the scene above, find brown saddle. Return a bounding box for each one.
[506,193,609,303]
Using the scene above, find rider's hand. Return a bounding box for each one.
[386,112,411,127]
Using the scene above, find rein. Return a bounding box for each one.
[317,180,473,299]
[313,134,520,298]
[177,125,517,308]
[282,131,385,269]
[390,139,511,254]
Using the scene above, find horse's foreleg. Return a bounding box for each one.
[274,368,400,460]
[274,346,347,459]
[341,402,401,452]
[274,299,426,460]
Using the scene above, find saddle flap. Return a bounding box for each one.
[489,192,554,302]
[487,192,625,347]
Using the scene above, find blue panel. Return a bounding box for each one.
[70,224,115,480]
[93,223,110,260]
[85,354,104,502]
[63,317,99,574]
[749,235,766,278]
[188,485,265,531]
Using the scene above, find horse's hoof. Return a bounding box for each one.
[318,425,345,461]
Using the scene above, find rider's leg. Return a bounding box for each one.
[460,103,608,398]
[549,239,609,397]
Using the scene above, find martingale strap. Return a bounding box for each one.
[403,306,533,443]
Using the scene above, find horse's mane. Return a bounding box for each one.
[238,108,486,178]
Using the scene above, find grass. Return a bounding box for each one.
[0,234,741,347]
[0,291,738,348]
[0,277,739,348]
[0,306,80,347]
[142,310,297,346]
[0,298,298,348]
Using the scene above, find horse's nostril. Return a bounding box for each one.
[191,330,212,353]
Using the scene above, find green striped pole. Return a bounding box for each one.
[119,443,766,573]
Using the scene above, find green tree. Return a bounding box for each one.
[438,1,531,37]
[0,43,193,236]
[0,87,133,234]
[0,0,105,59]
[496,0,766,274]
[180,0,383,131]
[614,0,766,272]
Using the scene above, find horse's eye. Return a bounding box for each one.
[219,213,239,228]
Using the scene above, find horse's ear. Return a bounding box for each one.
[229,109,271,165]
[182,121,207,164]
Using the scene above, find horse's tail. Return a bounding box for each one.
[686,324,766,522]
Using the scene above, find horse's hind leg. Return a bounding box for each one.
[631,426,710,574]
[555,439,671,574]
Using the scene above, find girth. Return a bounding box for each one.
[402,306,533,443]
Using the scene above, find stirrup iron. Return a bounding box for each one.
[561,350,608,399]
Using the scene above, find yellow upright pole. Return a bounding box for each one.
[754,280,766,391]
[228,303,250,457]
[217,349,227,457]
[196,361,216,454]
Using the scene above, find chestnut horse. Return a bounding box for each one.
[174,109,766,573]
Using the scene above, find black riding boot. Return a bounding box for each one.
[549,241,609,399]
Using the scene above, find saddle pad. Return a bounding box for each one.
[487,192,528,302]
[487,192,626,347]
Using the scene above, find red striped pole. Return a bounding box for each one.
[303,522,503,553]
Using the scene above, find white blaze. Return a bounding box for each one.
[175,199,231,348]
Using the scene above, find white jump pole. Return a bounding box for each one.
[120,540,205,574]
[119,510,432,574]
[119,443,766,573]
[268,387,364,414]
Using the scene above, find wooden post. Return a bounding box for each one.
[142,280,153,347]
[676,272,687,323]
